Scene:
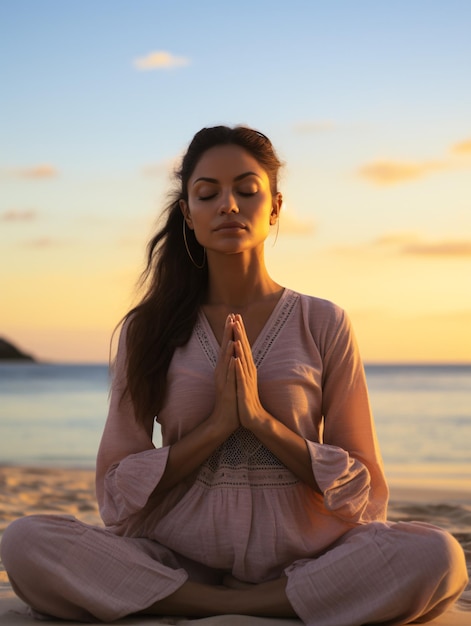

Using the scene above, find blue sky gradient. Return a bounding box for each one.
[1,1,470,362]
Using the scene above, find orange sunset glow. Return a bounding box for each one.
[1,3,470,364]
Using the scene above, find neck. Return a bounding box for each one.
[205,250,281,308]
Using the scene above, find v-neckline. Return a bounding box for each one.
[195,288,298,368]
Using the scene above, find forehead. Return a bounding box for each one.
[190,144,268,182]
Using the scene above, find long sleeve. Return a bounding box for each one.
[95,324,170,527]
[306,302,389,523]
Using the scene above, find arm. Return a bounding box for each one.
[232,314,320,492]
[96,316,240,525]
[95,323,164,525]
[232,308,388,523]
[151,315,241,494]
[314,307,389,521]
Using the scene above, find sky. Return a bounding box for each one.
[1,0,470,363]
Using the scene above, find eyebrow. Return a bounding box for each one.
[192,171,262,186]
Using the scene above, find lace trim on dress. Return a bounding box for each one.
[194,319,218,368]
[197,427,300,489]
[252,291,299,368]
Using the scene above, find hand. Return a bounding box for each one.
[232,314,269,431]
[212,314,240,436]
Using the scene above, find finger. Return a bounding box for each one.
[232,339,248,378]
[220,314,235,351]
[233,318,255,377]
[224,339,234,367]
[232,316,248,355]
[234,358,250,420]
[228,355,237,381]
[215,339,234,389]
[234,315,253,358]
[228,346,241,381]
[233,356,245,393]
[233,314,246,338]
[227,357,239,401]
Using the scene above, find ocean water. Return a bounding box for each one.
[0,362,470,488]
[366,365,471,488]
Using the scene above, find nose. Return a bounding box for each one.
[218,189,239,214]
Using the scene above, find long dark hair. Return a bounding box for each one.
[121,125,283,426]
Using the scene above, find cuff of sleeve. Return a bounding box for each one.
[306,440,370,521]
[101,446,170,525]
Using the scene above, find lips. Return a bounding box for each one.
[214,221,247,231]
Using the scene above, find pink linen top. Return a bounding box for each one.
[96,289,389,582]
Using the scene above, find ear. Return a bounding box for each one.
[270,192,282,225]
[179,199,194,230]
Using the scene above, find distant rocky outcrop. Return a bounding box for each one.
[0,337,36,361]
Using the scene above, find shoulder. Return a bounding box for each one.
[290,289,347,326]
[287,289,353,356]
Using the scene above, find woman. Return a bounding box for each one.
[1,126,468,625]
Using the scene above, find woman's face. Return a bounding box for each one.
[180,144,281,257]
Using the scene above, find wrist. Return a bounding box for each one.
[207,407,238,441]
[248,407,273,437]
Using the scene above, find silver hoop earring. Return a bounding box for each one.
[183,218,206,269]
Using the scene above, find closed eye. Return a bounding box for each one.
[198,193,218,201]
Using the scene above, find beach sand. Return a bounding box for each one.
[0,465,469,625]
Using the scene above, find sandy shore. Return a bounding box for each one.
[0,465,470,625]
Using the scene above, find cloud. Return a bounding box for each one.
[279,210,316,235]
[372,233,471,257]
[357,160,445,185]
[335,233,471,258]
[293,120,336,133]
[372,232,418,247]
[358,136,471,186]
[0,209,38,222]
[451,138,471,155]
[1,164,58,179]
[134,50,190,71]
[402,240,471,257]
[22,237,59,248]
